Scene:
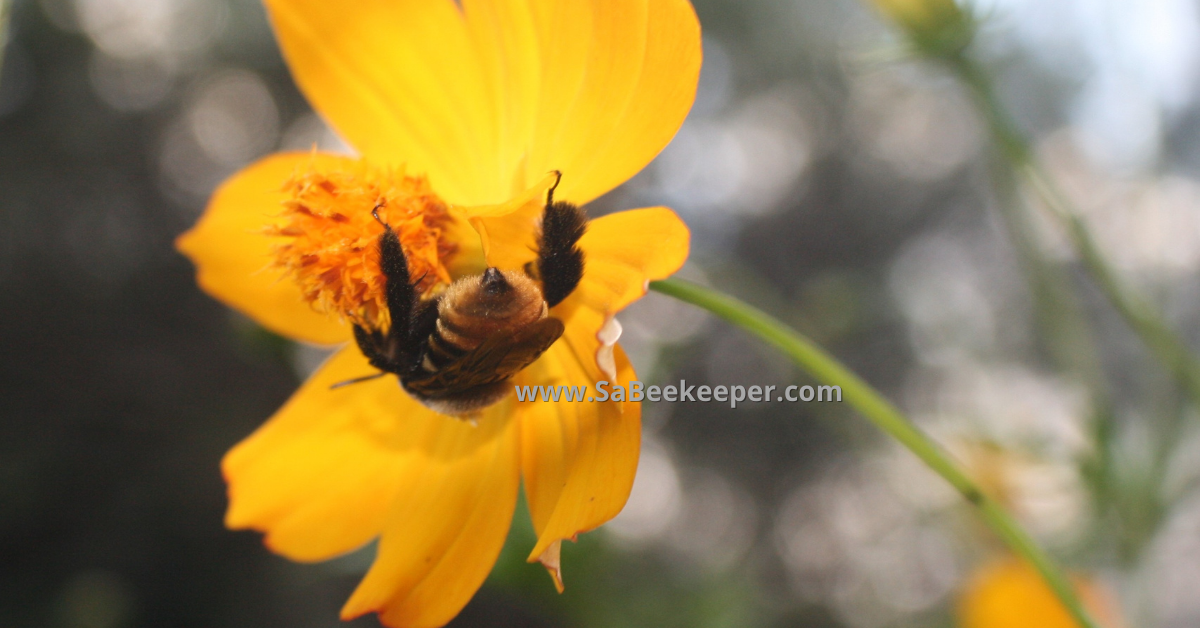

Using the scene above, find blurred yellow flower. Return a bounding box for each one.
[867,0,972,55]
[175,1,700,626]
[958,558,1122,628]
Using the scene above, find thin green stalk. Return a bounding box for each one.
[950,54,1200,406]
[0,0,10,76]
[987,156,1106,395]
[954,52,1200,559]
[651,278,1103,628]
[984,124,1119,558]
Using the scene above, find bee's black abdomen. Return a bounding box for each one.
[537,201,586,308]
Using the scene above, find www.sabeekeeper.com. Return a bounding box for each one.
[514,381,842,408]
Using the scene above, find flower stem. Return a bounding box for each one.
[650,277,1103,628]
[949,53,1200,406]
[0,0,10,75]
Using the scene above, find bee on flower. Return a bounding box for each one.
[175,1,701,626]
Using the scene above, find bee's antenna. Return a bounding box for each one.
[371,201,387,227]
[546,170,563,206]
[330,372,387,390]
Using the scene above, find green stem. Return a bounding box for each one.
[982,111,1119,558]
[987,153,1106,394]
[0,0,10,76]
[650,278,1103,628]
[950,54,1200,406]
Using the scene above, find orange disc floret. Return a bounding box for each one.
[267,161,457,328]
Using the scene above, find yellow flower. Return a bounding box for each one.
[958,558,1122,628]
[174,1,700,626]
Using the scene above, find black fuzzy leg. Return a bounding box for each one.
[376,217,417,335]
[347,207,420,375]
[537,200,587,308]
[339,323,393,390]
[352,324,397,373]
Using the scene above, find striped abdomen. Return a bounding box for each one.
[419,268,548,374]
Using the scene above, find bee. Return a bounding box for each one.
[338,172,587,416]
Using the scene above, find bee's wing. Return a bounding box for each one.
[404,317,565,397]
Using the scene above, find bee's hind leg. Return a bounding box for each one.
[373,205,418,333]
[536,195,587,309]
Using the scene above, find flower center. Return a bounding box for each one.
[267,161,457,329]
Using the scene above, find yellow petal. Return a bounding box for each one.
[340,402,520,628]
[571,207,691,316]
[468,0,703,204]
[267,0,700,206]
[227,344,522,626]
[263,0,502,205]
[222,348,391,561]
[516,332,641,580]
[536,540,565,594]
[463,171,560,271]
[958,558,1123,628]
[460,0,541,199]
[225,345,423,562]
[176,152,350,345]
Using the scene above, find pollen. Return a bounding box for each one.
[267,160,457,329]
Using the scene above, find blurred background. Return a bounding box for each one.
[4,0,1200,626]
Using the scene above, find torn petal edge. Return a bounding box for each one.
[595,316,623,382]
[537,539,565,594]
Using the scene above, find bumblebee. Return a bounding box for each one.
[344,173,587,416]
